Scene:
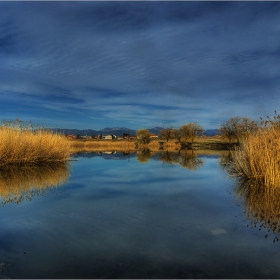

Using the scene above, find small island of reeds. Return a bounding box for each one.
[0,119,70,165]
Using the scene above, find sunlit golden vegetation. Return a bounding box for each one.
[0,119,70,165]
[228,112,280,186]
[0,162,69,205]
[69,139,136,153]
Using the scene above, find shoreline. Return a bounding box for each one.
[69,138,235,152]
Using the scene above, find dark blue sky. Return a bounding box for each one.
[1,1,280,130]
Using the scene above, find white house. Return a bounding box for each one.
[102,135,117,140]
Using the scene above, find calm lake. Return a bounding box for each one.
[0,150,280,279]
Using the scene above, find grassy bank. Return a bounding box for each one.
[69,137,231,153]
[69,139,136,153]
[0,120,70,165]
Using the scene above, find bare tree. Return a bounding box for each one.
[236,117,258,142]
[136,129,151,144]
[159,127,174,142]
[219,117,258,143]
[219,118,237,143]
[179,123,204,144]
[172,129,183,143]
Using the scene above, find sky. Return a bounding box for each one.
[1,1,280,130]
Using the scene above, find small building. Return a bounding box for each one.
[67,134,76,139]
[102,135,117,140]
[150,134,158,139]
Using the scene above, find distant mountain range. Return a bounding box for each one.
[51,127,219,136]
[203,129,220,136]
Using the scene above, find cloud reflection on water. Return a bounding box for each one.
[3,149,280,245]
[1,150,280,278]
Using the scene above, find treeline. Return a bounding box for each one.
[136,112,280,146]
[136,123,204,145]
[219,117,258,143]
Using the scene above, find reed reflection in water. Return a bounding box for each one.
[219,151,280,242]
[234,179,280,242]
[0,163,70,205]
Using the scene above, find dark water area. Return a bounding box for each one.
[0,150,280,279]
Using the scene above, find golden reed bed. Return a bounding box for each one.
[0,120,70,165]
[229,126,280,187]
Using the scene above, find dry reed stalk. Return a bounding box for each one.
[0,124,70,164]
[0,162,69,205]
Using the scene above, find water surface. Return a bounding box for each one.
[0,150,279,278]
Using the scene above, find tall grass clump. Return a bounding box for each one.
[230,112,280,187]
[0,119,70,165]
